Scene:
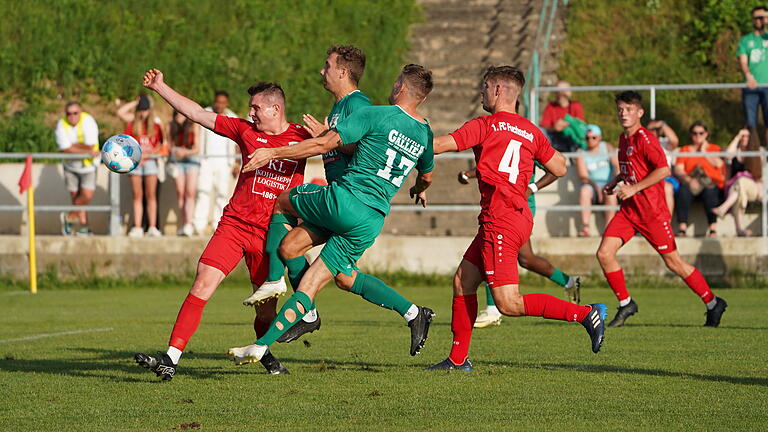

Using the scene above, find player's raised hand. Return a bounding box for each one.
[410,187,427,208]
[142,69,164,91]
[302,114,328,138]
[242,148,276,172]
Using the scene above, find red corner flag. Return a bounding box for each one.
[18,154,32,194]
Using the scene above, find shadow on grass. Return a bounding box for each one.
[491,361,768,387]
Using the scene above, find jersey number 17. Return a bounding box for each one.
[377,148,416,186]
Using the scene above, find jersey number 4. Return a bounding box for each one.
[498,139,522,183]
[377,148,416,186]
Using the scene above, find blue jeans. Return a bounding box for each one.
[741,87,768,128]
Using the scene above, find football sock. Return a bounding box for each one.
[523,293,590,322]
[166,346,182,364]
[484,284,495,306]
[168,293,207,351]
[403,304,419,321]
[264,214,298,283]
[486,305,500,315]
[286,256,310,291]
[605,268,630,302]
[705,298,717,310]
[683,268,715,305]
[350,273,414,320]
[549,268,570,287]
[302,308,318,323]
[255,291,313,346]
[448,294,478,365]
[619,297,632,307]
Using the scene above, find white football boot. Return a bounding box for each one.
[227,344,268,365]
[242,277,288,306]
[473,308,502,328]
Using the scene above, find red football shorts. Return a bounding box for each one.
[463,210,532,287]
[603,211,677,254]
[198,218,269,284]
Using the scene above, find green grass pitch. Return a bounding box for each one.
[1,282,766,431]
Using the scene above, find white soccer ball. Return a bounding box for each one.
[101,134,142,173]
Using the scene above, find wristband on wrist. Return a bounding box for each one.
[528,183,539,194]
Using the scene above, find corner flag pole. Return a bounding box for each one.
[27,182,37,294]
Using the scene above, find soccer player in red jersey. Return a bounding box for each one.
[427,66,607,371]
[133,69,311,380]
[598,91,727,328]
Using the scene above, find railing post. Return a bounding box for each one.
[108,171,121,236]
[650,86,656,119]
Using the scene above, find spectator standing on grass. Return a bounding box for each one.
[540,80,585,152]
[575,124,618,237]
[118,94,164,238]
[713,128,763,236]
[738,6,768,146]
[168,111,199,237]
[647,119,679,215]
[674,121,724,238]
[193,91,239,235]
[54,101,100,236]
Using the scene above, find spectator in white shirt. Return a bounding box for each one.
[54,102,100,236]
[192,91,240,234]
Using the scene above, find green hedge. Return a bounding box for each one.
[0,0,421,152]
[558,0,756,145]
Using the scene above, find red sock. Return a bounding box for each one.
[523,293,590,322]
[605,269,630,302]
[448,294,477,365]
[684,268,715,303]
[168,294,208,351]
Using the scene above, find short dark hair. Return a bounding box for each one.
[752,6,767,14]
[214,90,229,99]
[64,101,80,110]
[399,64,433,99]
[247,82,285,103]
[484,66,525,89]
[689,120,709,133]
[615,90,643,108]
[328,45,366,85]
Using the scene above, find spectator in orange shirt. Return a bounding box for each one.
[674,121,724,237]
[540,80,585,152]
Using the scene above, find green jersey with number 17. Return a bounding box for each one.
[322,90,372,183]
[334,105,434,215]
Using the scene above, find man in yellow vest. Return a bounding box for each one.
[54,102,100,235]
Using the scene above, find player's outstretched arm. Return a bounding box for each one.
[433,135,459,154]
[142,69,217,131]
[243,131,342,172]
[409,171,433,208]
[541,150,567,177]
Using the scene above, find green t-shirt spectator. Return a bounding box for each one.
[737,32,768,83]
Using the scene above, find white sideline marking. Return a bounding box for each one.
[0,327,114,344]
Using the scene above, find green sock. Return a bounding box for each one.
[485,284,495,307]
[548,268,570,288]
[350,273,413,316]
[255,291,313,346]
[264,214,297,282]
[286,256,309,291]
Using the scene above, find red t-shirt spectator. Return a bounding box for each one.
[540,101,585,129]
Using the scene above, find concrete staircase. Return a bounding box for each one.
[386,0,566,236]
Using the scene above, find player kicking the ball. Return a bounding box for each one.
[227,64,436,365]
[133,69,311,380]
[597,91,727,328]
[427,66,607,371]
[242,46,372,343]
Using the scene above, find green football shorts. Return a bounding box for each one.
[289,183,384,276]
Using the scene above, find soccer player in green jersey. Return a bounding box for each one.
[243,46,371,324]
[457,163,582,328]
[228,64,437,364]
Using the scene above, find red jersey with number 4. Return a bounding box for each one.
[450,112,555,223]
[617,127,670,222]
[213,115,309,228]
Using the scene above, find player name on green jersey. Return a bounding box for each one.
[335,105,434,216]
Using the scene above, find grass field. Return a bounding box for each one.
[1,281,766,431]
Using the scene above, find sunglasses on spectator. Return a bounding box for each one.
[690,130,706,135]
[586,135,600,140]
[753,16,766,21]
[66,111,80,116]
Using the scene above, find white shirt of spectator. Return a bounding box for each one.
[199,107,238,168]
[55,112,99,174]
